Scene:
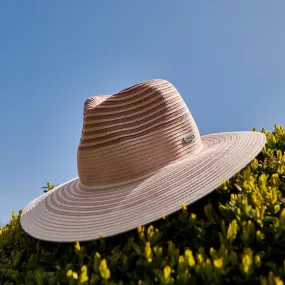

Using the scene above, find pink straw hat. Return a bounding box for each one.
[20,79,266,242]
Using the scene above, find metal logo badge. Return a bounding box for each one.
[183,133,195,143]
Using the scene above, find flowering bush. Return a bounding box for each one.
[1,126,285,285]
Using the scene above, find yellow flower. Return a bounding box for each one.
[145,242,152,263]
[274,276,284,285]
[147,225,158,238]
[185,249,196,267]
[95,252,101,258]
[138,280,142,285]
[197,253,203,264]
[274,204,281,214]
[153,246,163,256]
[254,254,261,266]
[163,265,171,280]
[137,225,145,239]
[277,150,283,162]
[66,269,73,278]
[162,214,167,219]
[99,259,111,280]
[206,258,212,265]
[251,158,259,170]
[213,258,223,269]
[267,187,278,205]
[181,203,187,211]
[237,208,241,217]
[209,247,216,258]
[178,255,185,264]
[99,259,107,270]
[148,225,154,232]
[138,225,145,233]
[79,265,89,284]
[221,180,229,190]
[66,270,78,280]
[271,173,280,186]
[242,248,253,274]
[74,241,81,252]
[227,219,238,242]
[99,233,103,239]
[191,213,197,220]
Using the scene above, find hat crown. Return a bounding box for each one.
[77,79,203,187]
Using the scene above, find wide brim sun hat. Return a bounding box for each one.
[20,79,266,243]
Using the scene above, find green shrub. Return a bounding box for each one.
[1,126,285,285]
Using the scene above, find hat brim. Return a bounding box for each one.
[20,131,266,243]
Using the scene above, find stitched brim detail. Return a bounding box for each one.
[20,131,266,242]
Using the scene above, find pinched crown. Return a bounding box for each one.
[77,79,203,187]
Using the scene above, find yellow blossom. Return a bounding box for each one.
[251,158,259,170]
[230,194,238,204]
[213,257,223,269]
[74,241,81,252]
[274,204,281,214]
[266,187,278,204]
[206,258,212,265]
[197,253,203,264]
[274,276,284,285]
[181,203,187,211]
[99,259,107,270]
[145,242,152,263]
[99,259,111,280]
[227,219,238,243]
[237,208,241,217]
[138,225,145,239]
[178,255,185,264]
[79,265,89,284]
[66,269,73,278]
[242,248,253,274]
[138,225,144,233]
[147,225,154,236]
[191,213,197,220]
[221,180,229,190]
[163,265,171,280]
[254,254,261,266]
[66,270,78,280]
[271,173,280,186]
[185,249,196,267]
[209,248,214,255]
[147,225,158,238]
[153,246,163,257]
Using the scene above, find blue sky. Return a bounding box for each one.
[1,1,285,226]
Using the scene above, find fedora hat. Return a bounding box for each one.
[20,79,266,242]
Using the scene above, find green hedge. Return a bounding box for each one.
[1,126,285,285]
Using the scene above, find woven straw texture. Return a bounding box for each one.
[20,79,266,242]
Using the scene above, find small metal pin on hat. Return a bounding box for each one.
[183,133,195,143]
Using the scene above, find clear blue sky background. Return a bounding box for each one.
[1,1,285,226]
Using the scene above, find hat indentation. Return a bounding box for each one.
[77,79,203,187]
